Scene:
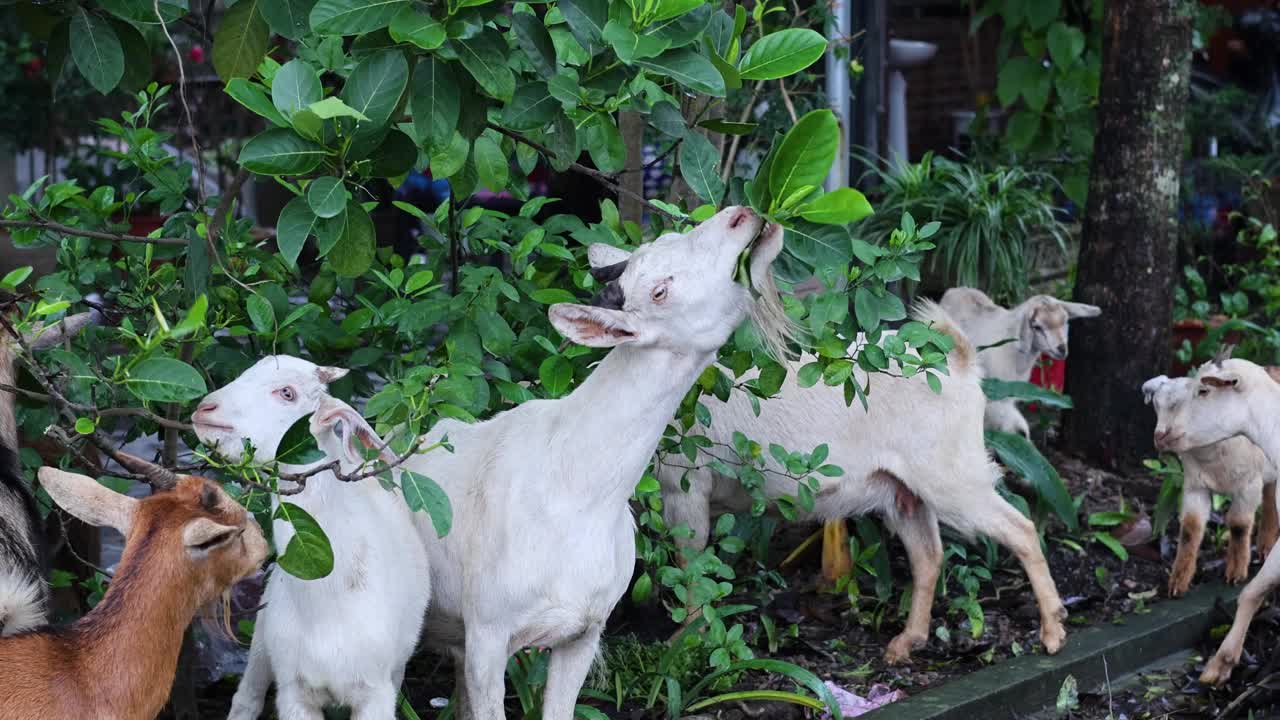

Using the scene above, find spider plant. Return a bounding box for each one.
[854,152,1069,302]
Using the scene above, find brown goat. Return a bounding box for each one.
[0,458,268,720]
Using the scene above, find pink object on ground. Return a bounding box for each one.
[821,681,906,718]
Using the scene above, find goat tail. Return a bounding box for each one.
[910,299,979,377]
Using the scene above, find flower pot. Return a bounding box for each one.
[1030,356,1066,392]
[1170,315,1241,376]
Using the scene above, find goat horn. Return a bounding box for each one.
[1213,343,1236,366]
[113,450,179,490]
[589,260,628,283]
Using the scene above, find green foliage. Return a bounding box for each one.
[855,152,1068,303]
[973,0,1102,203]
[1145,455,1184,540]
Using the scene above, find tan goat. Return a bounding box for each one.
[0,453,268,720]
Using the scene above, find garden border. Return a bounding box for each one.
[864,582,1239,719]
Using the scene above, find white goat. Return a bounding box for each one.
[193,360,429,720]
[656,301,1069,664]
[403,207,790,720]
[1148,357,1280,685]
[1144,374,1280,597]
[940,287,1101,438]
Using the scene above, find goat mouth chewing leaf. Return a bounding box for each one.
[735,223,773,298]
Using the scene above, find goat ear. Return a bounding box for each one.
[315,365,350,385]
[549,303,639,348]
[1141,376,1169,405]
[1200,373,1241,390]
[38,467,137,535]
[1060,301,1102,319]
[311,400,388,465]
[181,517,240,551]
[588,244,631,269]
[1017,309,1036,354]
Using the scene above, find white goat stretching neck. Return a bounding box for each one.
[940,287,1100,438]
[193,358,430,720]
[406,207,789,720]
[1149,357,1280,685]
[656,300,1069,664]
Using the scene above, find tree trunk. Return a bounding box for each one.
[618,111,646,227]
[1063,0,1192,469]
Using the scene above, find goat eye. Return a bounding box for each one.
[1197,387,1210,397]
[279,387,296,401]
[651,285,668,302]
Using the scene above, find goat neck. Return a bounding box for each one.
[560,342,710,506]
[55,524,202,718]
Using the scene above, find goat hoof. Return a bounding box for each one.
[1040,623,1066,655]
[1200,653,1237,687]
[883,633,922,665]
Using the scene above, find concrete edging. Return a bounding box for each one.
[864,582,1239,719]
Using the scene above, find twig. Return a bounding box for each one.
[0,315,155,484]
[271,438,435,495]
[778,79,799,124]
[722,82,765,184]
[206,167,254,293]
[0,218,187,247]
[485,123,678,222]
[0,383,193,432]
[155,0,206,209]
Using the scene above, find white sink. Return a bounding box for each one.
[888,39,938,68]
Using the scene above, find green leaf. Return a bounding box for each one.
[389,4,444,49]
[246,293,275,334]
[474,310,516,355]
[108,19,150,95]
[512,12,558,78]
[310,0,406,35]
[315,209,347,256]
[603,19,669,63]
[401,470,452,537]
[366,130,418,178]
[1026,0,1060,30]
[996,56,1040,108]
[1005,110,1041,150]
[226,79,290,127]
[539,355,574,397]
[558,0,608,53]
[430,132,470,177]
[853,287,880,330]
[584,113,626,173]
[307,96,370,121]
[796,361,822,388]
[277,197,318,267]
[1048,22,1085,67]
[70,7,124,94]
[768,110,837,212]
[500,83,558,131]
[679,133,725,204]
[985,430,1079,532]
[796,187,873,225]
[411,57,460,151]
[981,379,1073,408]
[1092,532,1129,561]
[686,659,844,720]
[260,0,316,40]
[275,413,326,464]
[636,49,725,97]
[273,59,323,119]
[738,28,826,81]
[125,357,208,403]
[328,201,376,277]
[275,502,335,580]
[239,128,327,175]
[531,288,578,304]
[98,0,187,24]
[454,32,515,102]
[0,266,33,291]
[473,135,509,191]
[342,48,409,131]
[307,177,348,219]
[74,417,96,435]
[213,0,269,81]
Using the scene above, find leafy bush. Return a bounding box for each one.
[854,152,1068,303]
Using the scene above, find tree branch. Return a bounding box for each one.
[0,218,188,247]
[485,123,679,222]
[268,437,437,496]
[0,382,194,432]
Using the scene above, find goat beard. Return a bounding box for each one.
[196,589,240,645]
